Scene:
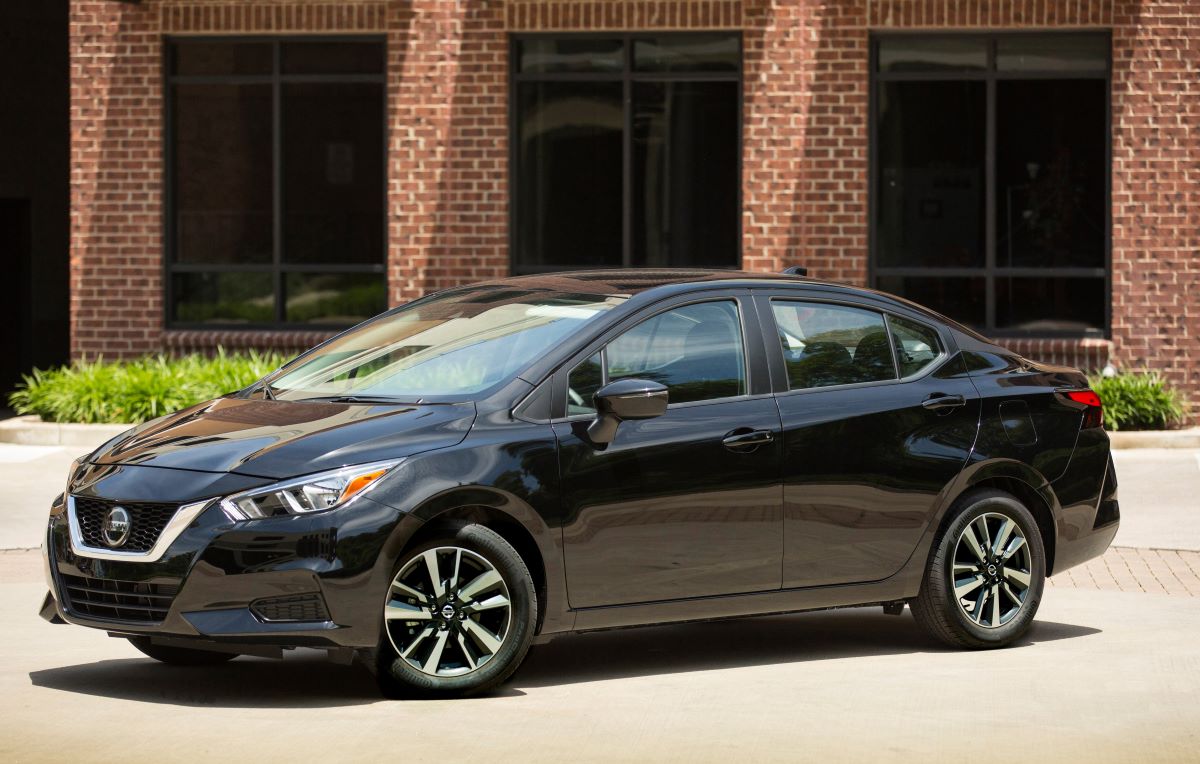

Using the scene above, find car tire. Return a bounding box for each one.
[375,524,537,699]
[911,489,1046,649]
[127,636,238,665]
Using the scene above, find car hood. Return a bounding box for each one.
[89,397,477,479]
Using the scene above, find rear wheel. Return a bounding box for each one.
[375,524,536,699]
[911,490,1046,649]
[127,637,238,665]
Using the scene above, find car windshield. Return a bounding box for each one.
[268,287,626,400]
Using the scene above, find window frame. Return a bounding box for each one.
[757,293,952,397]
[508,32,745,275]
[163,35,388,330]
[867,31,1112,339]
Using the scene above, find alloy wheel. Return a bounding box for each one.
[951,512,1033,629]
[384,546,512,677]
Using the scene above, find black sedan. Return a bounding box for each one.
[40,269,1118,698]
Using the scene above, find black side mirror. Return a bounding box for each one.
[587,378,669,445]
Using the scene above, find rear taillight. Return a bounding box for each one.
[1064,389,1104,429]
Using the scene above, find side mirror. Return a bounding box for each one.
[587,378,669,445]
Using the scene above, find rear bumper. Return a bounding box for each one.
[42,493,423,650]
[1050,428,1120,575]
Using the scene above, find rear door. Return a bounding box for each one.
[755,293,981,588]
[553,291,784,608]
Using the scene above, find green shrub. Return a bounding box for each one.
[1088,371,1186,431]
[7,349,289,424]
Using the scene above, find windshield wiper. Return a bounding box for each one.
[297,395,417,405]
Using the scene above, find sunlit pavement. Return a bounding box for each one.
[2,443,1199,761]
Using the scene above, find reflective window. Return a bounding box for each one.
[871,33,1110,336]
[513,34,741,273]
[887,315,942,377]
[772,302,897,390]
[567,352,604,416]
[167,39,385,327]
[607,301,745,404]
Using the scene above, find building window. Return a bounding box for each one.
[870,33,1110,337]
[512,34,742,273]
[166,38,386,328]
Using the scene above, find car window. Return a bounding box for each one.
[567,352,604,416]
[606,301,746,405]
[771,301,898,390]
[887,314,942,377]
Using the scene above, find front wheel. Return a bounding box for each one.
[375,524,537,699]
[911,490,1046,649]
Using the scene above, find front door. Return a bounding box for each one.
[555,297,783,609]
[759,297,981,588]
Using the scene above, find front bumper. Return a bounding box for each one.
[42,483,422,650]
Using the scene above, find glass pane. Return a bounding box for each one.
[607,301,745,404]
[997,35,1108,72]
[172,84,273,264]
[877,37,987,72]
[996,80,1106,268]
[282,82,384,265]
[515,81,623,270]
[875,276,986,328]
[517,38,623,74]
[876,81,986,268]
[633,34,739,72]
[996,277,1105,333]
[887,315,942,377]
[285,272,386,325]
[172,272,274,324]
[170,41,272,76]
[771,302,896,390]
[633,81,739,268]
[281,41,385,75]
[567,352,603,416]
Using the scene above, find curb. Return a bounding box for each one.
[0,416,128,448]
[1109,427,1200,450]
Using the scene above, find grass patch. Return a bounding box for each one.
[1089,371,1186,431]
[7,350,288,424]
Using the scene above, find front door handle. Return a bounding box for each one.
[722,429,775,451]
[921,393,966,411]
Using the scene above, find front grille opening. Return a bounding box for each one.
[73,497,179,552]
[250,593,330,623]
[60,573,181,624]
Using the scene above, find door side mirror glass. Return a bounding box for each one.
[587,378,669,445]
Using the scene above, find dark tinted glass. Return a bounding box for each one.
[996,35,1108,72]
[877,37,987,72]
[876,81,986,268]
[887,315,942,377]
[285,272,386,324]
[771,302,896,390]
[996,277,1105,333]
[632,81,738,268]
[170,41,272,76]
[282,82,384,264]
[281,41,385,74]
[996,79,1106,268]
[633,34,739,72]
[172,272,273,324]
[172,84,273,264]
[517,38,623,73]
[875,276,987,328]
[567,352,604,415]
[607,301,745,404]
[515,81,623,269]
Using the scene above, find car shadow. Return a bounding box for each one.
[28,612,1099,706]
[510,610,1101,689]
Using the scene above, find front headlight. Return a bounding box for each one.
[220,459,402,520]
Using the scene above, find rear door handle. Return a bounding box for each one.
[922,393,966,411]
[722,429,775,451]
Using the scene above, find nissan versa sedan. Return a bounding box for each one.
[40,269,1119,697]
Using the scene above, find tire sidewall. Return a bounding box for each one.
[377,524,537,698]
[933,493,1046,646]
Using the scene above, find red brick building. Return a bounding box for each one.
[53,1,1200,413]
